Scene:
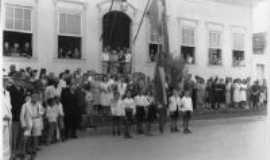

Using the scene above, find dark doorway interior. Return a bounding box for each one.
[102,11,131,50]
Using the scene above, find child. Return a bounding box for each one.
[46,98,58,144]
[180,90,193,134]
[145,90,156,135]
[55,97,64,142]
[122,91,136,138]
[20,92,44,158]
[169,89,181,132]
[134,91,149,134]
[110,92,124,136]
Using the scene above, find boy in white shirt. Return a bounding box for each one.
[55,97,64,141]
[46,98,58,144]
[122,91,136,138]
[180,90,193,134]
[110,92,124,136]
[145,91,155,136]
[134,91,149,134]
[20,92,44,157]
[169,89,181,132]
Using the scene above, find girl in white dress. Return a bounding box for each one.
[240,79,248,109]
[233,79,241,108]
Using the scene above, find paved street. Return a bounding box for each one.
[36,116,270,160]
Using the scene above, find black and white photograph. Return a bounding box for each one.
[1,0,270,160]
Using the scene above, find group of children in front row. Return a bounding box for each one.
[109,88,193,139]
[19,92,64,159]
[18,87,192,159]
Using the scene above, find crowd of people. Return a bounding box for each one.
[2,64,267,160]
[3,41,32,58]
[102,46,132,74]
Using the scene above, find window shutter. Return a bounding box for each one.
[233,33,244,50]
[59,13,81,36]
[5,5,32,32]
[209,31,221,49]
[182,27,195,46]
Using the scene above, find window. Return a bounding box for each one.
[253,32,266,54]
[149,43,162,62]
[209,31,222,65]
[232,33,245,66]
[58,12,82,59]
[181,26,195,64]
[3,5,33,57]
[256,64,265,80]
[148,25,162,62]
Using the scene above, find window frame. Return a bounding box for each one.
[180,25,196,64]
[232,32,246,67]
[56,8,84,59]
[148,17,162,63]
[4,4,33,34]
[208,30,223,66]
[3,3,35,59]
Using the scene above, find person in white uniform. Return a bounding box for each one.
[240,79,248,109]
[20,92,44,157]
[233,79,241,108]
[110,92,124,136]
[2,77,13,160]
[122,91,136,138]
[169,89,181,132]
[180,90,193,134]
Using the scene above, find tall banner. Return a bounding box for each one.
[151,0,169,105]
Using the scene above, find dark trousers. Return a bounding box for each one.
[64,113,80,138]
[124,109,133,137]
[112,116,121,134]
[158,106,167,133]
[47,122,57,144]
[136,106,145,134]
[192,90,197,111]
[12,121,22,155]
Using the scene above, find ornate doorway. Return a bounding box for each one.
[102,11,131,50]
[97,0,138,74]
[101,11,132,74]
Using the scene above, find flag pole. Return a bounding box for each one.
[132,0,151,44]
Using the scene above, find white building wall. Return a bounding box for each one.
[252,0,270,82]
[2,0,254,80]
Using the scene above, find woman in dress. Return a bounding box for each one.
[239,79,248,109]
[233,79,241,108]
[196,79,206,110]
[225,78,232,108]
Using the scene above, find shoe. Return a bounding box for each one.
[117,131,121,136]
[183,128,189,134]
[175,128,179,132]
[187,129,192,134]
[146,132,153,136]
[124,134,132,139]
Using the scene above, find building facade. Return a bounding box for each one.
[1,0,260,80]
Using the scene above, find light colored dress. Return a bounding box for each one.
[233,83,241,103]
[240,83,247,102]
[196,83,205,108]
[225,82,232,104]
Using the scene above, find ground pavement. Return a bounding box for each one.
[36,116,270,160]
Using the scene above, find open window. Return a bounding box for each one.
[180,27,196,64]
[58,12,82,59]
[208,31,222,65]
[232,33,245,66]
[3,5,33,58]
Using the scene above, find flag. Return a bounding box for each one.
[147,0,163,38]
[152,0,169,105]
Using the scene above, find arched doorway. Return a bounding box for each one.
[102,11,131,50]
[101,11,132,74]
